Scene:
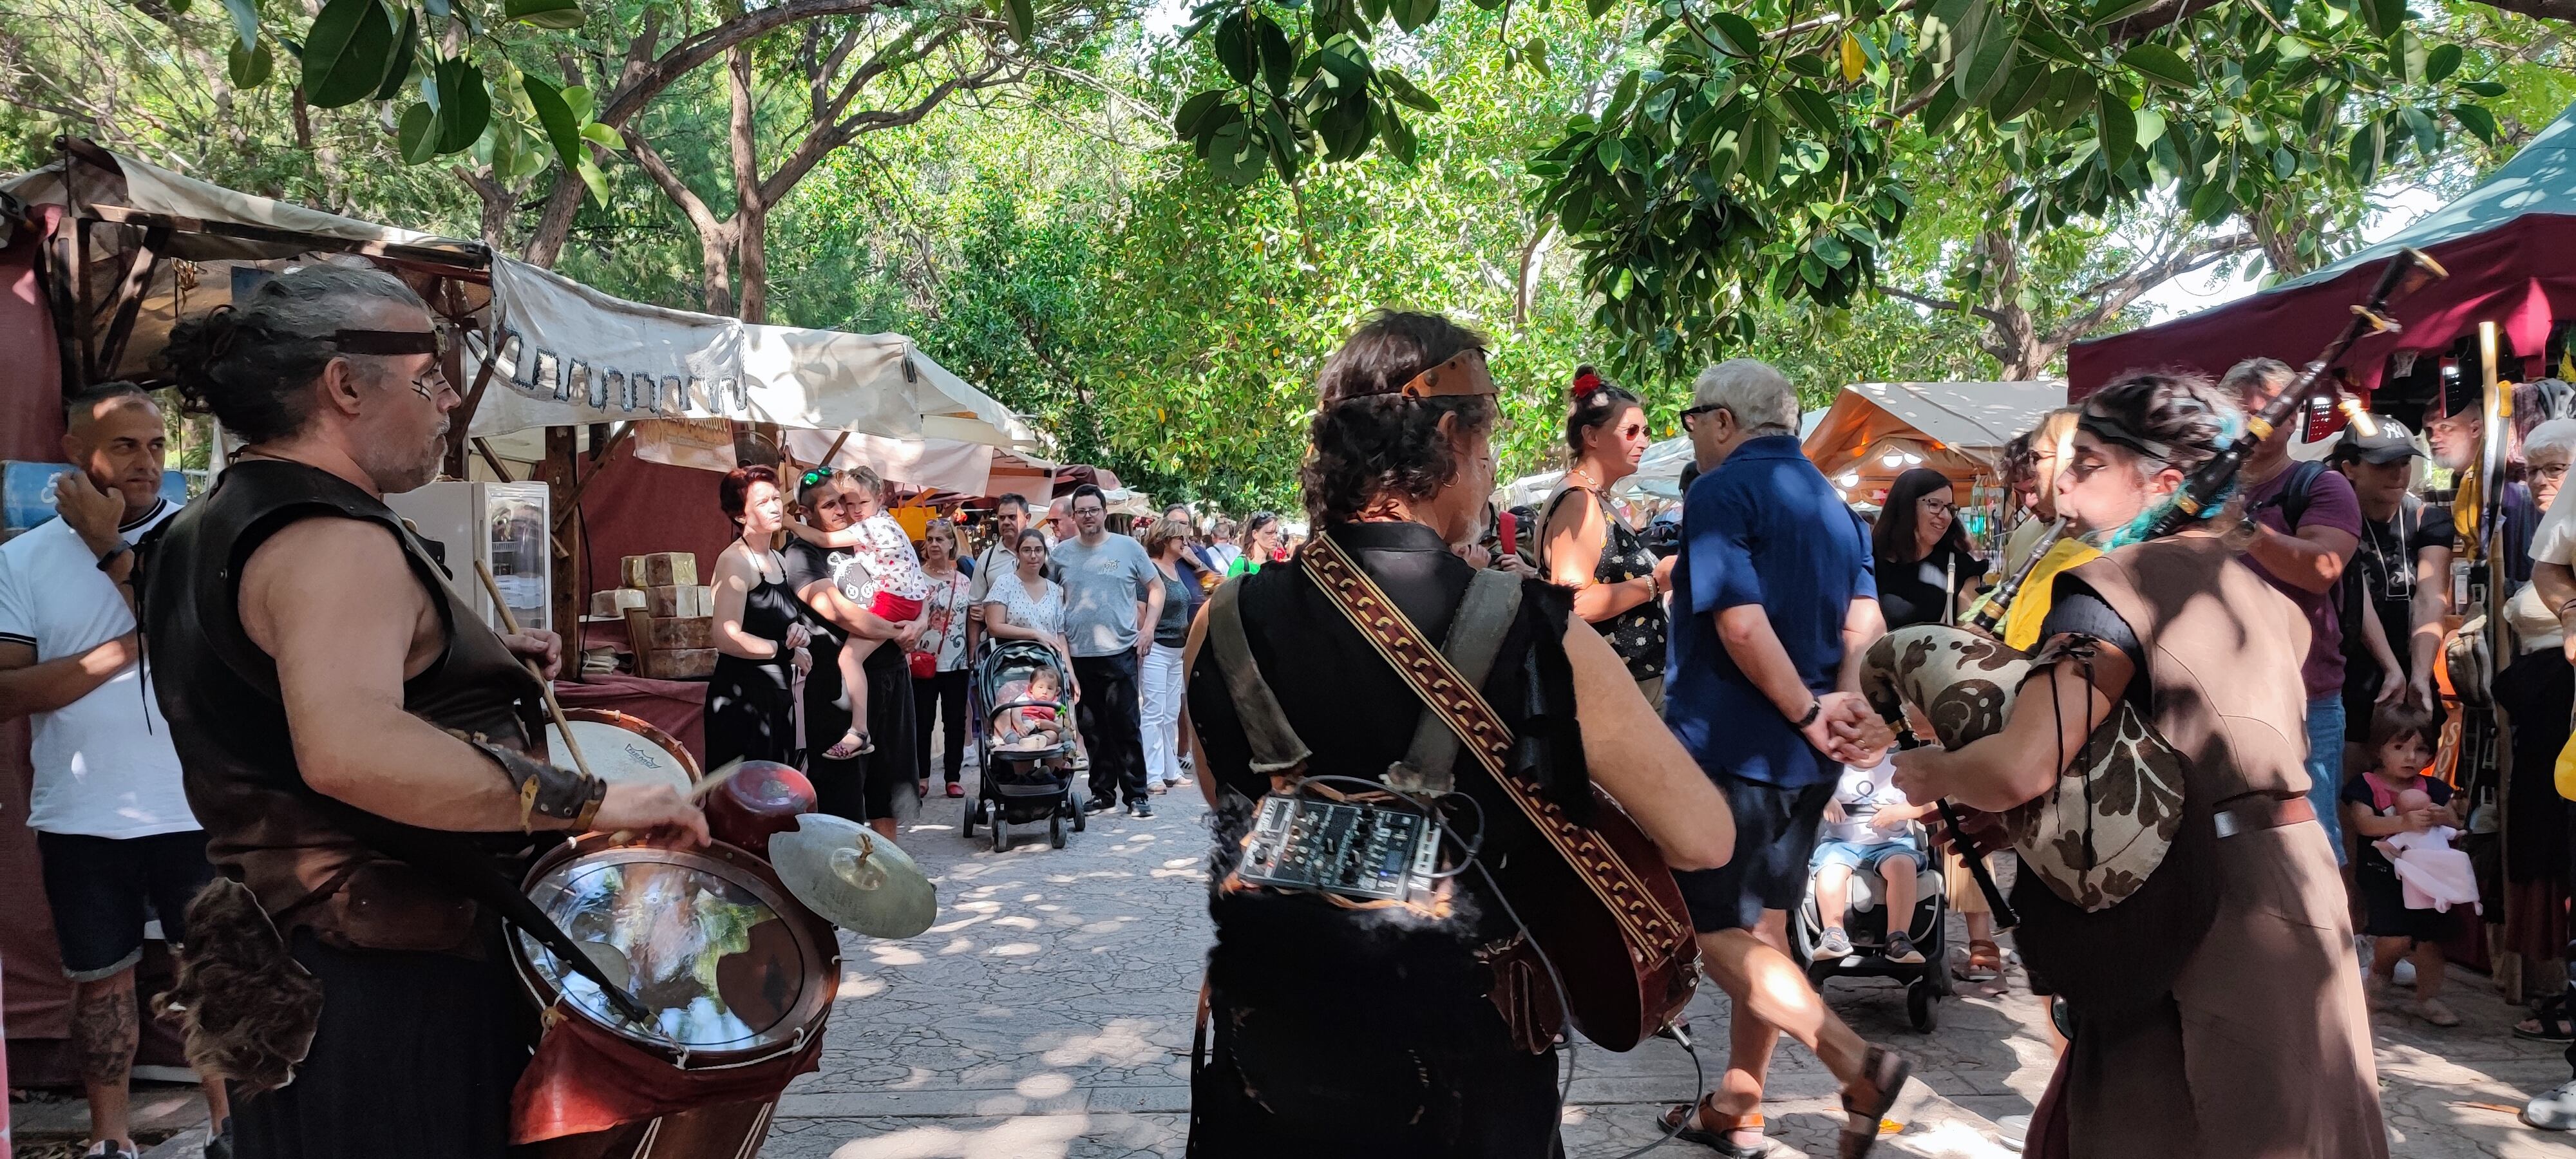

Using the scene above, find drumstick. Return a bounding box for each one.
[472,560,597,786]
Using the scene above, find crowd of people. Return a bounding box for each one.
[12,263,2576,1159]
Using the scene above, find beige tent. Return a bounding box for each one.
[1803,381,2065,502]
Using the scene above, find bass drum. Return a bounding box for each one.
[544,709,700,796]
[510,836,836,1071]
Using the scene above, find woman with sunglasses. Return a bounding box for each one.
[1539,366,1672,707]
[1871,467,1985,631]
[1891,371,2383,1158]
[1226,513,1282,578]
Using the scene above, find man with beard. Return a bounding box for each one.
[138,265,706,1158]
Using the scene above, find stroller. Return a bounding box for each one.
[960,639,1086,852]
[1790,821,1953,1031]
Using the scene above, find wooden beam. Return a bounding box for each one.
[471,437,515,482]
[67,216,90,391]
[445,330,500,477]
[41,217,84,396]
[91,224,170,381]
[550,423,636,533]
[77,205,489,275]
[543,426,585,648]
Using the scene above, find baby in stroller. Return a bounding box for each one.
[994,666,1071,754]
[1809,753,1935,964]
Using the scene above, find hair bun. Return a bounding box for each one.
[1571,366,1604,400]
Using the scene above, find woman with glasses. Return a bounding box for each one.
[1226,513,1282,578]
[1539,366,1673,707]
[1892,370,2383,1158]
[1871,467,1985,630]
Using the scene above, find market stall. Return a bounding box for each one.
[2067,97,2576,417]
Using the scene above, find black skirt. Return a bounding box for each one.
[705,653,799,769]
[230,930,535,1158]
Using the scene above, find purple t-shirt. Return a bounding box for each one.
[2239,464,2363,699]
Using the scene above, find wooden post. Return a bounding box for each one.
[544,426,584,662]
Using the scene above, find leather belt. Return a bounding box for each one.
[2212,794,2316,839]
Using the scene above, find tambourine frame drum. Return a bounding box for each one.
[511,836,836,1071]
[544,708,701,793]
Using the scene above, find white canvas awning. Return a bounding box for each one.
[3,144,483,259]
[465,257,1034,449]
[1802,381,2065,491]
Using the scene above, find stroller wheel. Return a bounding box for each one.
[1907,978,1938,1032]
[961,802,976,839]
[990,813,1010,853]
[1050,813,1068,849]
[1071,792,1088,832]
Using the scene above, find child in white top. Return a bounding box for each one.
[788,466,931,760]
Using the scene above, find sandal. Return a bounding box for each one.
[2408,997,2461,1028]
[1655,1095,1770,1157]
[821,730,874,760]
[1837,1044,1911,1158]
[2518,995,2576,1042]
[1953,938,2003,983]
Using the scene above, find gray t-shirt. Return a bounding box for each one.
[1051,534,1157,657]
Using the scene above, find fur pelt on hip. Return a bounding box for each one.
[151,877,324,1095]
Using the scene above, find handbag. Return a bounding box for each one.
[907,648,936,679]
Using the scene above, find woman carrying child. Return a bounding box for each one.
[2342,704,2463,1026]
[784,465,931,759]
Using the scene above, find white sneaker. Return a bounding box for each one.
[2526,1079,2576,1130]
[2391,959,2417,986]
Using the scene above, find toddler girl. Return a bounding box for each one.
[788,466,929,759]
[2340,704,2461,1027]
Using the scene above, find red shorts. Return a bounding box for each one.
[869,592,924,622]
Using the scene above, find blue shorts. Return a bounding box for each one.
[1811,839,1922,875]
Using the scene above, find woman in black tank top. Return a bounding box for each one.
[706,466,814,768]
[1180,312,1735,1159]
[1539,368,1671,704]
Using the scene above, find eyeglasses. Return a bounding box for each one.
[2533,461,2571,482]
[1679,403,1723,426]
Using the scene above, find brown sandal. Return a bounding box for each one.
[1837,1044,1911,1158]
[1656,1095,1770,1156]
[1953,938,2003,983]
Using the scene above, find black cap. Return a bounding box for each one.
[2332,417,2426,466]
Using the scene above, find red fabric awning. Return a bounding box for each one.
[2067,214,2576,399]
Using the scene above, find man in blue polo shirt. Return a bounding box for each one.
[1654,359,1908,1156]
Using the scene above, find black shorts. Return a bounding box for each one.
[2358,867,2449,943]
[36,829,218,981]
[1672,774,1835,933]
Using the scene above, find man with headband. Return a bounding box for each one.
[138,264,705,1158]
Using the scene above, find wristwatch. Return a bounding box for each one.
[95,542,131,572]
[1793,699,1823,728]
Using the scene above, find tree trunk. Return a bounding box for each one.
[698,221,739,317]
[728,42,768,323]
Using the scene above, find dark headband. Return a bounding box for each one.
[330,328,441,356]
[2077,410,2174,462]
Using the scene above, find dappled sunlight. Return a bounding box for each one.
[1891,1119,2018,1158]
[991,915,1041,929]
[929,914,991,934]
[1039,1018,1169,1068]
[825,1113,1094,1159]
[1014,1072,1075,1098]
[836,972,889,1001]
[871,945,927,966]
[990,942,1043,956]
[940,938,976,955]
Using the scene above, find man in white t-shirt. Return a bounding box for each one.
[0,382,230,1159]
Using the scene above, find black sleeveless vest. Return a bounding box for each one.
[139,458,544,953]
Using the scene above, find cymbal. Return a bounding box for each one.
[767,813,936,939]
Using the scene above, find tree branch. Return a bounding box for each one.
[2049,231,2258,344]
[1880,284,2012,327]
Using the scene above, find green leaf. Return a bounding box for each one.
[1605,70,1640,121]
[2188,180,2235,222]
[1918,0,1974,64]
[502,0,582,29]
[1255,15,1293,93]
[223,0,261,52]
[1990,56,2050,122]
[1392,0,1438,33]
[1208,117,1265,185]
[1377,101,1418,164]
[2119,44,2195,88]
[1919,84,1964,134]
[2362,0,2404,39]
[2454,102,2499,144]
[523,73,587,174]
[1003,0,1034,42]
[1810,232,1852,267]
[1586,0,1615,16]
[1173,89,1227,139]
[1952,5,2018,105]
[371,4,417,102]
[2463,79,2507,98]
[1523,35,1551,78]
[578,120,620,151]
[227,37,274,88]
[1779,86,1837,134]
[2425,42,2461,83]
[1595,133,1625,173]
[2132,104,2165,145]
[2347,117,2383,184]
[1706,11,1761,57]
[2097,97,2136,170]
[301,0,398,108]
[2388,28,2427,83]
[1215,12,1256,85]
[1377,68,1441,113]
[430,57,489,153]
[2088,0,2161,25]
[397,102,439,164]
[1746,114,1782,185]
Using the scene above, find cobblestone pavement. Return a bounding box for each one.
[764,787,2576,1159]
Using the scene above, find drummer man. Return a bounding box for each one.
[138,265,706,1159]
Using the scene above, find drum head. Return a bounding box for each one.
[546,710,698,795]
[515,845,831,1062]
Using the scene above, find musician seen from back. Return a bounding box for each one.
[1180,310,1734,1158]
[1892,371,2383,1158]
[2219,358,2365,862]
[1656,357,1912,1159]
[138,265,708,1159]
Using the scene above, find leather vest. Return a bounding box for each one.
[139,458,545,953]
[2012,532,2312,1016]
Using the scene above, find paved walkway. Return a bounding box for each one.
[764,789,2576,1159]
[38,786,2576,1158]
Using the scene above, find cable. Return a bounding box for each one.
[1609,1021,1706,1159]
